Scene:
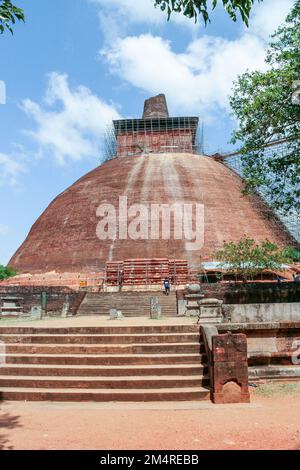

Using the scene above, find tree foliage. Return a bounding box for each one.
[0,265,17,280]
[282,246,300,262]
[0,0,24,34]
[230,1,300,214]
[215,236,291,281]
[154,0,262,25]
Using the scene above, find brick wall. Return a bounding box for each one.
[218,322,300,368]
[211,333,250,404]
[201,325,250,404]
[116,129,195,157]
[0,286,85,316]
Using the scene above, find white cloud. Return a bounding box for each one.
[92,0,292,42]
[101,0,292,119]
[0,224,9,235]
[0,80,6,105]
[249,0,294,41]
[0,153,25,186]
[102,32,266,118]
[22,73,121,165]
[91,0,197,41]
[92,0,163,25]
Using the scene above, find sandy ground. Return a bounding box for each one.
[1,317,300,450]
[0,315,198,328]
[1,385,300,450]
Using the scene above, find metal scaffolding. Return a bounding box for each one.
[103,116,203,161]
[102,120,299,248]
[218,139,300,246]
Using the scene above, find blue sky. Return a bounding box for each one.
[0,0,294,265]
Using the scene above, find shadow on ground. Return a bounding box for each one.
[0,397,21,450]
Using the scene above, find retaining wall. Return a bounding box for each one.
[223,302,300,323]
[0,286,85,317]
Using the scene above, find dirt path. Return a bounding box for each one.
[1,387,300,450]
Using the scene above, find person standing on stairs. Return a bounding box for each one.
[163,278,170,295]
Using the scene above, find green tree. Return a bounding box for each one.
[0,265,17,280]
[0,0,24,34]
[154,0,262,25]
[230,1,300,214]
[282,247,300,262]
[215,236,291,281]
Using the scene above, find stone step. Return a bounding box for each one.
[77,310,177,317]
[78,312,177,317]
[0,325,199,335]
[0,333,200,344]
[249,365,300,382]
[78,303,176,307]
[80,293,177,301]
[79,307,176,311]
[0,375,210,389]
[78,300,176,304]
[249,351,298,366]
[0,323,209,402]
[3,343,202,355]
[82,297,175,300]
[77,292,178,317]
[3,353,205,366]
[0,386,210,402]
[78,301,176,305]
[81,304,176,308]
[82,294,176,298]
[0,363,207,377]
[80,300,176,303]
[79,311,177,314]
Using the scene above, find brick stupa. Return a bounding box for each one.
[9,95,294,274]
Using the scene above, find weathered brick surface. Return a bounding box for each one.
[143,94,169,118]
[106,259,188,286]
[0,286,85,316]
[9,153,293,274]
[116,130,195,157]
[218,323,300,369]
[211,333,250,404]
[0,272,105,290]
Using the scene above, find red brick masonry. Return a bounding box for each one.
[211,333,250,404]
[9,153,293,274]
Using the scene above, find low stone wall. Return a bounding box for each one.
[218,322,300,381]
[0,286,85,317]
[223,302,300,323]
[201,282,300,304]
[201,322,300,404]
[0,272,105,291]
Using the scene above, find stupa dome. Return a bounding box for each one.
[9,152,291,274]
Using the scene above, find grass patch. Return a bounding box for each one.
[256,382,300,397]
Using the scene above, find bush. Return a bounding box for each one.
[215,237,292,282]
[0,265,17,280]
[282,247,300,263]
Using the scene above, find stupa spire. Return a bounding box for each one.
[142,93,169,119]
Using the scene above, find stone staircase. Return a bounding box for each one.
[0,325,210,402]
[77,291,177,317]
